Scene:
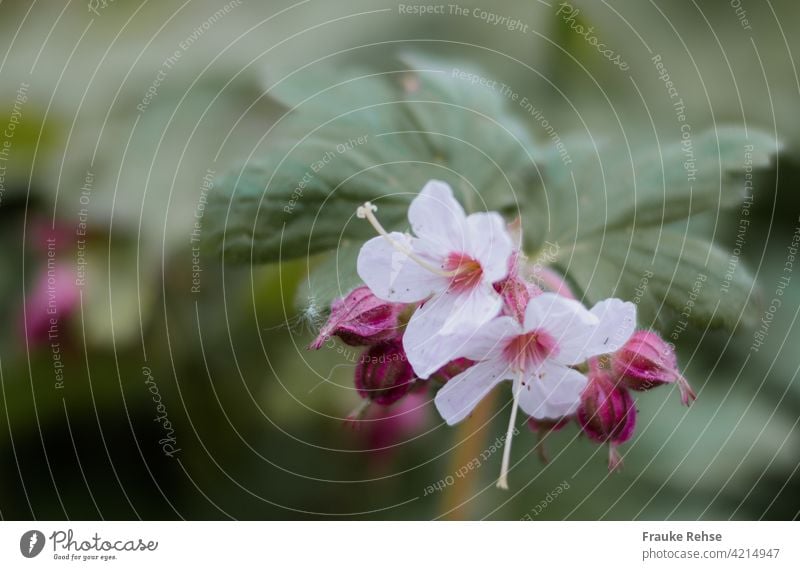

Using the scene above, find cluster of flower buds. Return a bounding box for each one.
[309,285,472,424]
[308,180,695,485]
[529,316,696,471]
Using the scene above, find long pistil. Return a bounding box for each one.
[357,202,456,278]
[497,371,523,490]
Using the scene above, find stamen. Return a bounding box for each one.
[357,201,457,278]
[497,371,523,490]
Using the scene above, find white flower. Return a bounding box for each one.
[432,292,636,489]
[357,180,514,378]
[435,293,636,424]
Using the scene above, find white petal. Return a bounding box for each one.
[403,291,503,378]
[465,212,514,283]
[449,315,521,361]
[516,361,588,420]
[523,293,599,365]
[408,180,469,252]
[434,359,512,425]
[357,233,446,303]
[586,299,637,356]
[438,283,503,336]
[403,300,459,379]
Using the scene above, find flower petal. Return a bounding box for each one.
[517,361,588,420]
[449,315,521,361]
[408,180,468,252]
[434,359,511,425]
[523,293,599,365]
[465,212,514,283]
[403,285,506,378]
[357,233,447,303]
[586,299,637,356]
[438,283,504,336]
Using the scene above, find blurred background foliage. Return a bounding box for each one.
[0,0,798,520]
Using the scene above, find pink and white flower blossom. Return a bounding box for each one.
[433,292,636,488]
[356,180,514,379]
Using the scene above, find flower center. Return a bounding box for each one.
[503,330,559,371]
[443,252,483,292]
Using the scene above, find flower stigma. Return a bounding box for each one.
[357,201,469,280]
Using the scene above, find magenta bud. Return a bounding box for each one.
[612,330,696,406]
[578,361,636,470]
[495,275,531,323]
[21,263,80,347]
[494,253,542,323]
[310,286,403,349]
[365,391,431,450]
[578,365,636,445]
[354,340,417,406]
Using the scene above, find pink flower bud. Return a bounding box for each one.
[495,275,533,323]
[612,330,696,406]
[309,286,403,349]
[364,391,431,449]
[577,360,637,471]
[494,252,543,323]
[21,263,80,347]
[354,340,417,406]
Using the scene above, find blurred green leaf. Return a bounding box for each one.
[294,242,362,315]
[205,54,537,264]
[530,127,777,331]
[81,239,156,348]
[560,228,759,330]
[527,127,777,246]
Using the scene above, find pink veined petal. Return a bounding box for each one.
[403,300,458,379]
[465,211,514,284]
[523,293,600,366]
[516,360,588,420]
[434,359,512,425]
[357,233,447,303]
[586,299,637,356]
[403,292,502,379]
[447,315,521,362]
[437,282,503,336]
[408,180,469,252]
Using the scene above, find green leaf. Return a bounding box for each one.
[205,54,538,264]
[263,63,403,123]
[556,228,759,330]
[633,381,800,499]
[529,127,777,331]
[526,127,777,248]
